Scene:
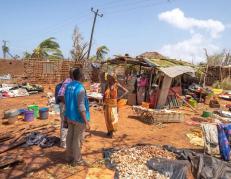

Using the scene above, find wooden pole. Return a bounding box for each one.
[139,64,141,75]
[157,75,172,108]
[203,48,209,88]
[229,66,231,79]
[220,66,223,83]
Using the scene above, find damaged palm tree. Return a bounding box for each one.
[96,45,109,61]
[70,27,89,64]
[24,37,63,60]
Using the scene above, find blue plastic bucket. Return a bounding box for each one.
[39,107,49,120]
[19,109,26,115]
[24,110,34,122]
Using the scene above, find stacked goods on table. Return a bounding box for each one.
[90,83,101,93]
[219,91,231,101]
[132,106,184,124]
[104,145,176,179]
[87,83,103,102]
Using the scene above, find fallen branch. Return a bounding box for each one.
[0,158,23,169]
[25,124,59,134]
[10,127,28,144]
[0,134,15,143]
[0,139,26,154]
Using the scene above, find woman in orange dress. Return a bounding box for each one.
[103,73,128,137]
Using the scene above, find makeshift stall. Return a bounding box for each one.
[102,53,196,109]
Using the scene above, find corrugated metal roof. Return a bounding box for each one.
[106,55,195,77]
[159,65,195,78]
[144,58,194,68]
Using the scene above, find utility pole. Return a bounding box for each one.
[87,8,103,60]
[2,40,7,59]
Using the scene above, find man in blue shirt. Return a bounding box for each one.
[64,68,90,166]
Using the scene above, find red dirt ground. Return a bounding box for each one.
[1,92,228,179]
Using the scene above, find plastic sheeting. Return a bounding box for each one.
[148,158,192,179]
[0,74,11,80]
[159,66,195,78]
[161,145,231,179]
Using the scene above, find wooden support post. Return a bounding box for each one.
[220,66,223,82]
[203,48,209,88]
[139,64,141,75]
[157,75,172,108]
[229,66,231,79]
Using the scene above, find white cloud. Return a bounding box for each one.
[160,34,220,63]
[158,8,225,38]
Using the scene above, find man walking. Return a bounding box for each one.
[64,68,90,166]
[58,69,73,148]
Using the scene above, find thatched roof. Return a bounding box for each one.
[138,51,166,59]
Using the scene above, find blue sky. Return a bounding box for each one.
[0,0,230,63]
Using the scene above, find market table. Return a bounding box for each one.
[87,92,103,104]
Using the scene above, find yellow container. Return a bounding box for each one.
[142,102,150,109]
[117,99,127,108]
[212,88,223,95]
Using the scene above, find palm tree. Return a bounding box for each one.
[23,51,31,59]
[24,37,63,59]
[96,45,109,61]
[2,43,9,59]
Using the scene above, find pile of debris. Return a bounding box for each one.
[0,83,44,98]
[0,124,59,154]
[0,124,59,169]
[104,145,176,179]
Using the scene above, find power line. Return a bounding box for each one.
[101,0,154,10]
[104,0,171,16]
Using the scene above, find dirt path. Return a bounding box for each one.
[0,94,200,179]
